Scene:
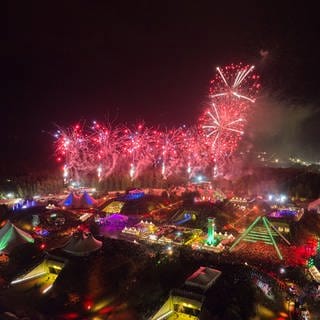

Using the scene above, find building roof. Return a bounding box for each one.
[185,266,221,292]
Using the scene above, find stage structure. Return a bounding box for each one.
[229,216,291,260]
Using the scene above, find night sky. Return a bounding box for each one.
[4,1,320,175]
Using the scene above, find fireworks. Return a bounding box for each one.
[200,63,260,170]
[54,63,260,182]
[199,100,248,161]
[209,63,260,103]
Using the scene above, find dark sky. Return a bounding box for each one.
[4,1,320,174]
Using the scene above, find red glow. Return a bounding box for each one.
[40,243,46,250]
[62,313,79,319]
[99,306,114,314]
[84,300,93,311]
[54,63,260,181]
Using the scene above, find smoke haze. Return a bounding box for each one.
[247,94,320,161]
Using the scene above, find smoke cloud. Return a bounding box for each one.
[247,94,320,161]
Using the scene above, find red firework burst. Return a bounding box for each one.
[210,63,260,102]
[200,63,260,165]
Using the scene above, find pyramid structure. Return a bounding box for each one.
[0,221,34,253]
[63,231,102,256]
[229,216,290,260]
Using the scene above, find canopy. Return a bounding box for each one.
[60,192,97,209]
[63,231,102,256]
[79,191,97,208]
[60,192,80,208]
[0,221,34,253]
[11,255,66,285]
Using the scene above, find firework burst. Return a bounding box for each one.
[210,63,260,102]
[54,63,261,182]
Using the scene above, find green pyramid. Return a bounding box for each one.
[229,216,290,260]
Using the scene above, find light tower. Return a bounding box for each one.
[207,217,216,245]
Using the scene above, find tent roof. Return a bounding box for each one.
[0,221,34,253]
[79,191,97,208]
[60,192,80,207]
[11,255,66,285]
[185,267,221,292]
[61,192,97,208]
[308,198,320,210]
[63,231,102,256]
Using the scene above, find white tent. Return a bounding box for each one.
[0,221,34,253]
[63,231,102,256]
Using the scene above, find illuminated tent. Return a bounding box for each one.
[60,192,80,208]
[79,191,97,208]
[102,200,125,214]
[60,192,97,209]
[11,255,66,294]
[101,193,163,217]
[62,231,102,256]
[229,216,290,260]
[0,221,34,253]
